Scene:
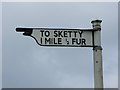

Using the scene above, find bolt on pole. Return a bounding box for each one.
[91,20,104,89]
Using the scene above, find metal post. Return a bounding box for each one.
[91,20,103,89]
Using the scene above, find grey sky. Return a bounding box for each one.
[2,2,118,88]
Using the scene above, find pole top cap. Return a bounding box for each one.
[91,20,102,23]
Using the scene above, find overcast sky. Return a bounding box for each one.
[2,2,118,88]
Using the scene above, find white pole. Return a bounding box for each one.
[91,20,104,89]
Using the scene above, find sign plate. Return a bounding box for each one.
[31,29,94,47]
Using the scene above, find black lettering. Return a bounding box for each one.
[54,31,58,37]
[40,38,42,44]
[45,38,51,44]
[54,38,57,44]
[64,31,68,37]
[76,39,81,45]
[82,39,86,45]
[45,31,50,37]
[58,31,63,37]
[50,38,53,44]
[74,31,77,37]
[79,31,83,37]
[68,31,72,37]
[58,38,62,44]
[66,38,69,44]
[72,38,76,44]
[40,30,44,37]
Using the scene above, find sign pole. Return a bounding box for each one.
[91,20,103,89]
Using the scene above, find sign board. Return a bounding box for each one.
[16,28,95,47]
[32,29,94,47]
[16,28,96,47]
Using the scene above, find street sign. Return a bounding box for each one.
[16,28,96,47]
[16,20,103,88]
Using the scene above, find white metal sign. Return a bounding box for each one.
[31,29,94,47]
